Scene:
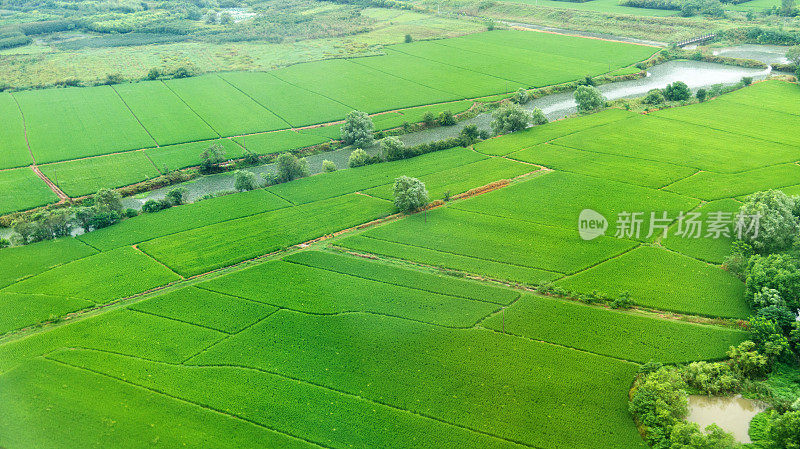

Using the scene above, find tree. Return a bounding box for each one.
[789,46,800,66]
[218,11,232,25]
[348,148,370,168]
[669,422,738,449]
[404,34,412,43]
[531,108,548,125]
[381,136,406,161]
[422,112,436,126]
[769,410,800,447]
[629,367,688,447]
[438,110,456,126]
[746,254,800,312]
[275,153,309,182]
[742,76,753,86]
[491,102,530,135]
[72,206,94,232]
[696,88,708,102]
[727,341,770,379]
[738,190,800,254]
[781,0,796,15]
[87,210,120,229]
[664,81,691,101]
[200,143,226,173]
[147,68,161,80]
[94,188,123,213]
[234,170,258,191]
[393,176,428,212]
[322,160,337,172]
[643,89,666,105]
[142,199,171,213]
[341,110,374,147]
[512,88,531,104]
[574,85,606,113]
[166,187,186,205]
[459,124,480,144]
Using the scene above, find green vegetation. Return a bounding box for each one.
[0,168,59,215]
[0,93,32,169]
[0,237,96,288]
[144,139,245,171]
[0,293,93,335]
[38,151,162,197]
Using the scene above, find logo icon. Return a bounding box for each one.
[578,209,607,241]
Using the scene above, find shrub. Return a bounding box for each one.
[166,188,186,205]
[745,254,800,312]
[669,422,738,448]
[141,199,172,213]
[322,160,337,172]
[530,108,548,125]
[87,210,121,229]
[404,34,412,43]
[664,81,691,101]
[610,291,634,309]
[199,143,226,173]
[512,88,531,104]
[234,170,258,192]
[0,238,8,248]
[727,340,770,379]
[770,410,800,448]
[341,110,374,147]
[491,102,530,135]
[422,112,436,126]
[381,137,406,161]
[459,124,480,144]
[644,89,666,105]
[438,110,456,126]
[682,361,741,395]
[393,176,429,212]
[574,85,606,113]
[742,76,753,86]
[629,367,688,447]
[242,152,260,166]
[147,68,161,80]
[122,208,139,218]
[275,153,309,182]
[94,188,123,213]
[696,88,708,102]
[348,149,370,168]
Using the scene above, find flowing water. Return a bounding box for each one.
[686,395,767,443]
[713,44,792,65]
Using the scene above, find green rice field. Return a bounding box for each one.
[0,167,59,215]
[3,45,800,449]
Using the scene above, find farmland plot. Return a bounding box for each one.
[13,85,156,163]
[144,138,246,171]
[0,167,58,215]
[663,163,800,201]
[0,93,32,169]
[719,80,800,116]
[0,238,97,289]
[0,293,93,335]
[231,127,334,156]
[371,99,473,130]
[482,293,748,363]
[113,81,219,146]
[38,151,161,197]
[661,198,740,264]
[165,75,290,136]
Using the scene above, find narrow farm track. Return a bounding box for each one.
[30,165,69,202]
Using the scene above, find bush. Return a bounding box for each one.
[682,361,741,395]
[459,124,480,144]
[381,137,406,161]
[166,188,186,206]
[610,291,634,309]
[738,190,800,254]
[422,112,436,126]
[147,68,161,80]
[275,153,309,183]
[512,88,531,104]
[742,76,754,86]
[664,81,691,101]
[727,341,770,379]
[242,152,260,166]
[94,188,123,213]
[393,176,429,212]
[122,208,139,218]
[745,254,800,313]
[234,170,258,191]
[199,143,226,173]
[491,102,530,135]
[87,210,121,229]
[322,160,337,172]
[574,85,606,113]
[669,422,738,448]
[341,110,374,147]
[629,367,688,447]
[696,88,708,102]
[438,110,456,126]
[530,108,548,125]
[770,410,800,448]
[141,199,172,213]
[348,149,370,168]
[643,89,666,105]
[404,34,412,43]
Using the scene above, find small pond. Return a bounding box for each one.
[686,395,767,443]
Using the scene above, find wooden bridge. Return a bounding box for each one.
[673,33,716,48]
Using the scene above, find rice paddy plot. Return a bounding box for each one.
[0,167,59,215]
[112,81,219,146]
[138,193,391,277]
[13,85,156,163]
[719,80,800,117]
[661,198,741,264]
[354,50,511,99]
[130,286,278,334]
[3,246,181,305]
[474,109,636,156]
[284,250,520,305]
[362,156,536,201]
[482,293,749,363]
[653,96,800,148]
[78,189,290,250]
[510,142,696,189]
[335,235,562,285]
[0,358,310,449]
[270,58,457,113]
[357,207,637,275]
[664,164,800,201]
[231,127,334,156]
[164,74,290,136]
[49,349,527,449]
[219,71,353,127]
[38,151,161,198]
[371,100,473,131]
[452,171,699,240]
[556,246,749,318]
[0,93,33,169]
[553,114,800,173]
[0,238,97,289]
[144,138,246,171]
[199,259,501,327]
[189,311,647,449]
[0,293,93,335]
[267,147,486,205]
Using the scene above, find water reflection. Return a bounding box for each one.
[686,395,767,443]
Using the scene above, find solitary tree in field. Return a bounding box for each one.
[393,176,428,213]
[341,111,374,147]
[491,102,530,135]
[574,85,605,113]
